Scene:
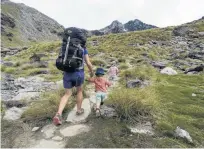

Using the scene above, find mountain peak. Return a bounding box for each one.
[100,20,124,34]
[111,20,122,24]
[133,19,141,22]
[98,18,157,34]
[124,19,157,32]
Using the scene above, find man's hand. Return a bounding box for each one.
[85,54,94,77]
[90,71,94,77]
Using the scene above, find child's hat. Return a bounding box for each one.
[95,68,105,75]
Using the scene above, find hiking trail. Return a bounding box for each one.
[29,76,120,148]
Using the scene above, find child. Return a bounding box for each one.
[87,68,112,117]
[108,62,119,81]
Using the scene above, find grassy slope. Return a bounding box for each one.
[154,74,204,147]
[107,65,204,147]
[85,21,204,147]
[1,18,204,147]
[2,41,62,81]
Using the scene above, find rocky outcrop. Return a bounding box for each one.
[1,13,15,28]
[1,47,28,57]
[184,64,204,74]
[173,26,194,37]
[1,73,62,101]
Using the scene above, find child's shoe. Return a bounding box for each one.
[96,108,101,117]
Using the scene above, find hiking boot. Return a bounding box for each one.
[76,108,84,115]
[53,113,62,126]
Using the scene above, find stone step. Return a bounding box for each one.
[66,98,92,123]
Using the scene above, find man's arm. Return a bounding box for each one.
[84,54,94,77]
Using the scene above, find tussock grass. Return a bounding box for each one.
[121,65,158,81]
[21,87,73,123]
[119,63,129,70]
[1,65,6,72]
[118,58,126,63]
[3,67,16,74]
[108,62,204,147]
[9,41,61,62]
[91,59,106,66]
[48,62,60,74]
[43,74,62,82]
[108,87,159,123]
[20,63,35,70]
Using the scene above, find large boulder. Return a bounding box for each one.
[160,67,177,75]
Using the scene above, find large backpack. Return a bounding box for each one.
[56,27,87,72]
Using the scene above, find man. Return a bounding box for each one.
[53,47,93,125]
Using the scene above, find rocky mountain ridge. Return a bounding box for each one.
[99,19,157,34]
[1,0,64,48]
[1,0,157,49]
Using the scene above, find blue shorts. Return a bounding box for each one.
[63,71,84,89]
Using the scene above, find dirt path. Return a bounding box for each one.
[28,77,120,148]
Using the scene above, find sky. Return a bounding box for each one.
[10,0,204,30]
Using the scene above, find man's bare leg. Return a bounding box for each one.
[57,89,72,115]
[53,89,72,125]
[76,86,83,112]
